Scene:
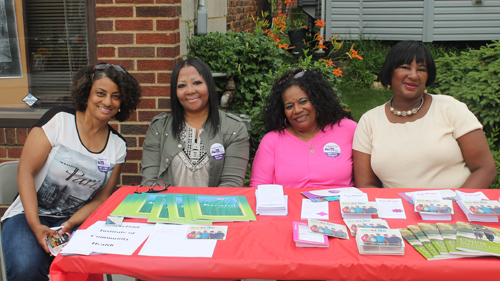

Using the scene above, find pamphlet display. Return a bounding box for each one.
[355,228,404,255]
[343,219,389,236]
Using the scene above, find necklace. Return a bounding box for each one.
[294,129,319,154]
[389,96,424,116]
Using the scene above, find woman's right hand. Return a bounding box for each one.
[32,223,58,254]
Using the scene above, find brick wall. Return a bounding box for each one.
[227,0,265,32]
[1,0,264,187]
[93,0,183,186]
[0,128,28,163]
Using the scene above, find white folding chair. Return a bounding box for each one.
[0,161,19,281]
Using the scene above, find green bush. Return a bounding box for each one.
[432,40,500,188]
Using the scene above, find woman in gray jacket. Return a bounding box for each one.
[141,58,249,187]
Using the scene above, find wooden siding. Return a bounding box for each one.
[326,0,500,42]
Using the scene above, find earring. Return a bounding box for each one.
[118,108,121,112]
[424,89,428,94]
[284,118,288,126]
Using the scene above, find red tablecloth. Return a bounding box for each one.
[50,187,500,281]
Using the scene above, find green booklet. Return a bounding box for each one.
[118,193,167,218]
[147,196,170,223]
[187,194,256,222]
[399,228,436,260]
[110,194,137,217]
[418,223,450,255]
[456,221,500,257]
[407,225,441,257]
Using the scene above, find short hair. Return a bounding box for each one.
[170,57,220,138]
[71,64,142,122]
[264,68,352,133]
[379,40,436,88]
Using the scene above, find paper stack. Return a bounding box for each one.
[355,228,404,255]
[455,190,499,223]
[414,198,454,221]
[255,185,288,216]
[292,221,329,247]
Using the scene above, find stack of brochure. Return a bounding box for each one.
[255,185,288,216]
[400,223,494,260]
[307,219,349,239]
[414,198,454,221]
[340,201,379,219]
[355,228,404,255]
[292,221,329,247]
[110,193,257,224]
[300,187,363,202]
[343,218,390,236]
[455,190,499,223]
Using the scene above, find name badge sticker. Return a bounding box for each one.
[97,157,110,173]
[210,143,225,161]
[323,143,341,158]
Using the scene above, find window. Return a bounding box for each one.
[25,0,95,108]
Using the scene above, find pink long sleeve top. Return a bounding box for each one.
[250,119,357,188]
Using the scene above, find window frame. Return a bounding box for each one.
[0,0,96,128]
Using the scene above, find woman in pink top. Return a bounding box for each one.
[250,68,357,188]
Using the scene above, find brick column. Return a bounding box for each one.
[95,0,182,186]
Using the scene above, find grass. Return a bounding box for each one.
[340,86,393,122]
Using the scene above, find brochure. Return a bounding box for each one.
[46,227,71,256]
[375,198,406,219]
[340,201,378,219]
[186,225,228,240]
[300,187,362,202]
[457,200,500,223]
[292,221,329,247]
[399,228,436,260]
[456,221,500,257]
[187,194,256,222]
[436,223,479,256]
[407,225,441,257]
[417,223,450,255]
[301,199,329,220]
[355,228,404,255]
[307,219,349,239]
[343,218,389,236]
[413,199,453,221]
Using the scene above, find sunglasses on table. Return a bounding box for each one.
[134,182,170,194]
[277,68,306,85]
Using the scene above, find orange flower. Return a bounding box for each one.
[322,59,335,67]
[301,25,308,30]
[278,43,289,49]
[314,34,325,42]
[333,68,343,77]
[284,0,292,3]
[314,19,325,27]
[346,44,363,60]
[316,42,327,50]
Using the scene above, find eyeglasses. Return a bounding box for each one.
[94,63,126,73]
[134,182,170,194]
[277,68,306,85]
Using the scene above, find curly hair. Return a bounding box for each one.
[380,40,436,88]
[264,68,352,133]
[71,64,142,122]
[170,57,220,138]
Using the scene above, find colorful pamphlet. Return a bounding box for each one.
[436,223,478,256]
[46,227,71,256]
[300,187,362,202]
[187,194,256,222]
[456,221,500,257]
[109,193,166,219]
[186,225,228,240]
[340,201,378,219]
[407,225,441,257]
[413,199,453,221]
[307,219,349,239]
[292,221,329,247]
[417,223,450,255]
[399,228,436,260]
[343,219,389,236]
[355,228,404,255]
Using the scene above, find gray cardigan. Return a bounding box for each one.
[141,110,250,187]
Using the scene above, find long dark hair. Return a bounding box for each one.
[264,68,352,133]
[170,57,220,137]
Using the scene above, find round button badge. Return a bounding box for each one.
[97,157,110,173]
[323,143,341,158]
[210,143,225,161]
